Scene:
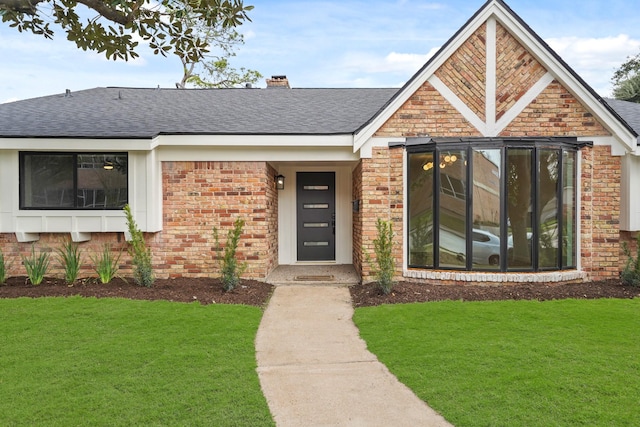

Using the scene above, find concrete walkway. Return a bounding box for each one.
[255,285,452,426]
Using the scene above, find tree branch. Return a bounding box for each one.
[75,0,134,25]
[0,0,43,14]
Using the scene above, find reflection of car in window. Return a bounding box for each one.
[472,229,503,265]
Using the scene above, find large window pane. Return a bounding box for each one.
[472,149,501,269]
[407,141,579,273]
[408,152,434,267]
[439,150,467,268]
[77,154,128,208]
[21,154,74,208]
[539,149,560,269]
[507,149,533,270]
[562,151,576,267]
[20,153,127,209]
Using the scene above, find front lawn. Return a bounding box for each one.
[0,297,274,426]
[354,298,640,426]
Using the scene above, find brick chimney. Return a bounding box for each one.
[266,75,290,88]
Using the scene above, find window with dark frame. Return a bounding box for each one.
[407,138,582,272]
[20,152,128,210]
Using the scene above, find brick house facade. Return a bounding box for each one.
[0,0,638,285]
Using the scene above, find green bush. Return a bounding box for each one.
[124,204,154,287]
[22,245,50,286]
[0,249,7,284]
[622,232,640,286]
[213,218,247,291]
[365,219,396,295]
[57,240,82,285]
[91,244,121,284]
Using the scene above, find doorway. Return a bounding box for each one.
[296,172,335,261]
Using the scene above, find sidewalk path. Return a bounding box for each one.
[255,285,452,426]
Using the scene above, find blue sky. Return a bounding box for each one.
[1,0,639,103]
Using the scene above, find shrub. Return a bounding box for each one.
[365,219,396,295]
[622,232,640,286]
[91,244,121,284]
[22,245,50,286]
[0,249,7,284]
[213,218,247,291]
[123,204,154,287]
[57,240,82,285]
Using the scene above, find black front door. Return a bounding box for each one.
[297,172,335,261]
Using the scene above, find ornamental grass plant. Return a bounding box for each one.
[57,239,83,285]
[91,244,121,284]
[22,245,50,286]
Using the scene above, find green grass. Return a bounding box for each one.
[354,298,640,426]
[0,297,274,426]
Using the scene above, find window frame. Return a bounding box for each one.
[406,137,586,272]
[19,152,129,211]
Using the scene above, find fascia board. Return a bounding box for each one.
[151,134,355,149]
[353,3,498,152]
[491,7,638,152]
[0,138,152,151]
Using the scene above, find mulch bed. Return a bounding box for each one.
[350,279,640,307]
[0,276,274,307]
[1,276,638,308]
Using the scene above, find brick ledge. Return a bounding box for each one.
[404,269,588,284]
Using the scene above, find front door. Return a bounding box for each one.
[297,172,335,261]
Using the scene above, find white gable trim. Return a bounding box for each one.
[494,72,555,135]
[485,17,497,133]
[427,75,487,135]
[489,3,637,151]
[353,0,637,153]
[353,2,494,152]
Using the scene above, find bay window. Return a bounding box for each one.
[407,138,583,272]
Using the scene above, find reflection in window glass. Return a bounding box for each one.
[21,154,75,208]
[472,149,501,269]
[408,152,434,267]
[539,149,560,269]
[439,150,466,268]
[77,154,128,209]
[406,141,578,273]
[563,151,576,268]
[20,153,128,209]
[506,149,533,270]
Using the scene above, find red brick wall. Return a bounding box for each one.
[0,160,278,282]
[159,161,278,280]
[495,23,548,120]
[580,146,621,280]
[352,161,363,275]
[355,147,404,282]
[435,23,487,121]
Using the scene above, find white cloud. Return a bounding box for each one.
[546,34,640,96]
[339,47,439,76]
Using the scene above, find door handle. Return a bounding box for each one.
[331,212,336,235]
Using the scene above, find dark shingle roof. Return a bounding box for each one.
[0,87,399,138]
[604,98,640,139]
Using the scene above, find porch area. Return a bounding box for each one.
[265,265,360,286]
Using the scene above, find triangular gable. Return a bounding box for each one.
[354,0,638,154]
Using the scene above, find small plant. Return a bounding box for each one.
[365,218,396,295]
[622,232,640,287]
[0,249,7,284]
[91,244,121,284]
[22,245,50,286]
[57,240,83,285]
[124,204,154,287]
[213,218,247,291]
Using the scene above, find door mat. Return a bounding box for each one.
[294,275,335,281]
